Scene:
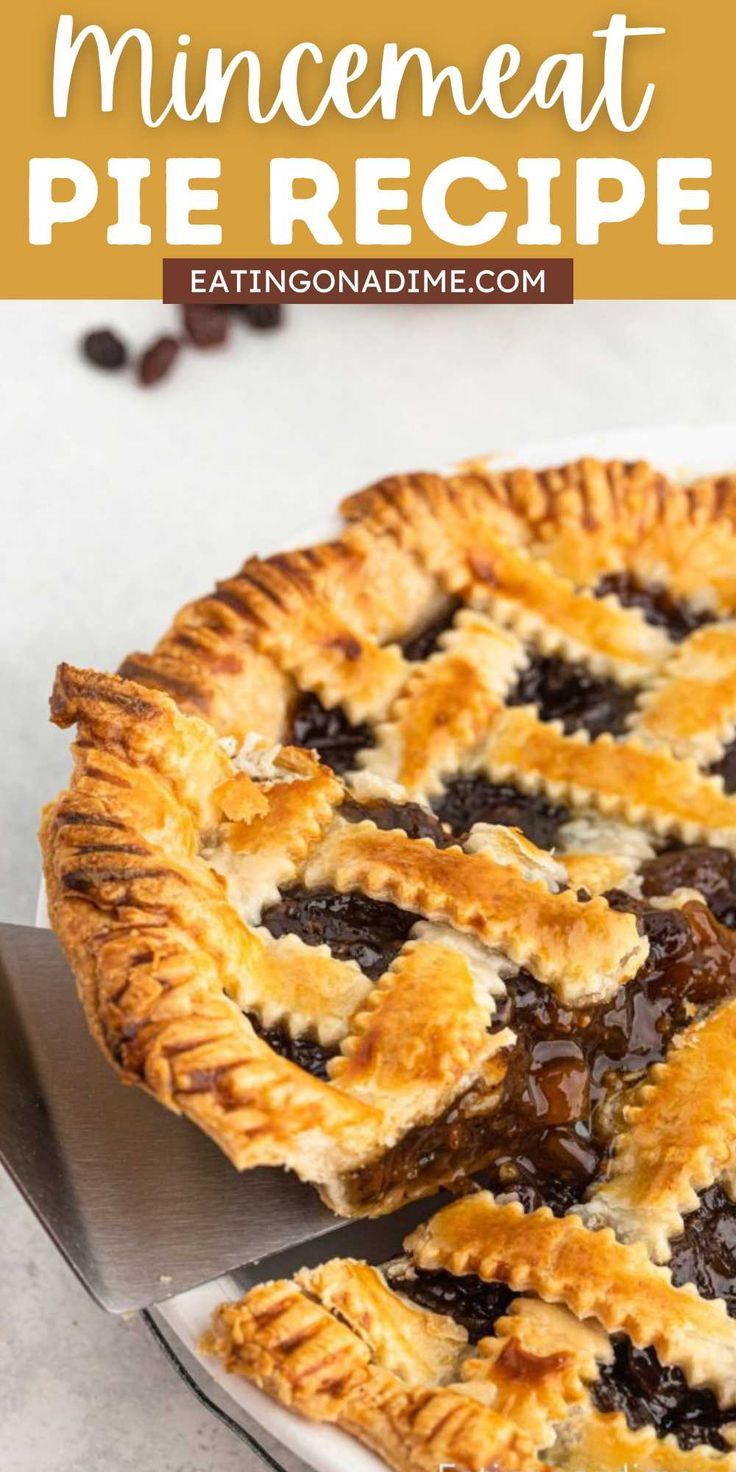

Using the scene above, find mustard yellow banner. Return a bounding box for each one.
[4,0,735,298]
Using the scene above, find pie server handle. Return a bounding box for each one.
[0,922,430,1313]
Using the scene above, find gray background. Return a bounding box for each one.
[2,298,735,1469]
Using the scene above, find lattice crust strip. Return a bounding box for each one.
[633,622,736,762]
[202,1227,736,1472]
[359,610,525,800]
[202,1280,546,1472]
[303,818,647,1005]
[461,534,672,682]
[457,1299,609,1449]
[481,706,736,847]
[577,994,736,1261]
[239,930,371,1046]
[208,751,343,922]
[294,1259,468,1387]
[328,934,510,1147]
[406,1193,736,1403]
[552,1408,736,1471]
[43,664,658,1214]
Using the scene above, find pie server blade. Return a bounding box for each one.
[0,923,435,1313]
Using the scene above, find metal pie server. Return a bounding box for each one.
[0,922,435,1313]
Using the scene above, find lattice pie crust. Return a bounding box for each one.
[40,456,736,1466]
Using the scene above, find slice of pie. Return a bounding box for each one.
[203,1190,736,1471]
[39,455,736,1463]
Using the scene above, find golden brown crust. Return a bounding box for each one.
[45,666,646,1210]
[203,1278,547,1472]
[119,624,292,745]
[482,707,736,847]
[341,459,658,586]
[119,458,736,751]
[204,1279,374,1413]
[634,622,736,761]
[245,931,371,1045]
[202,1191,736,1470]
[342,459,736,616]
[121,526,442,738]
[125,456,723,748]
[406,1193,736,1402]
[578,989,736,1261]
[340,470,531,591]
[303,818,647,1004]
[232,550,410,723]
[209,750,343,920]
[41,667,382,1184]
[329,935,507,1142]
[463,536,671,682]
[362,611,524,799]
[295,1259,468,1385]
[45,456,736,1248]
[552,1408,736,1471]
[459,1300,608,1450]
[343,1383,546,1472]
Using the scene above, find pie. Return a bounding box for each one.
[40,455,736,1468]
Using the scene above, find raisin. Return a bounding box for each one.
[82,329,127,370]
[182,304,230,348]
[240,304,283,329]
[138,335,181,387]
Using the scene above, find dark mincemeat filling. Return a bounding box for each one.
[593,1191,736,1447]
[260,875,736,1217]
[387,1265,514,1342]
[641,845,736,929]
[257,798,736,1214]
[285,577,714,772]
[432,776,569,849]
[475,896,736,1213]
[392,1188,736,1452]
[509,653,638,739]
[596,572,714,643]
[401,598,463,662]
[592,1338,731,1451]
[260,885,419,982]
[710,738,736,795]
[340,796,456,848]
[247,1011,335,1081]
[392,1250,734,1451]
[669,1182,736,1315]
[286,691,374,775]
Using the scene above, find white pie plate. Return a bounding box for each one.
[38,422,736,1471]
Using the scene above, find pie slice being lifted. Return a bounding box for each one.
[41,455,736,1219]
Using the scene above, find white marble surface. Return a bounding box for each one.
[2,297,736,1469]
